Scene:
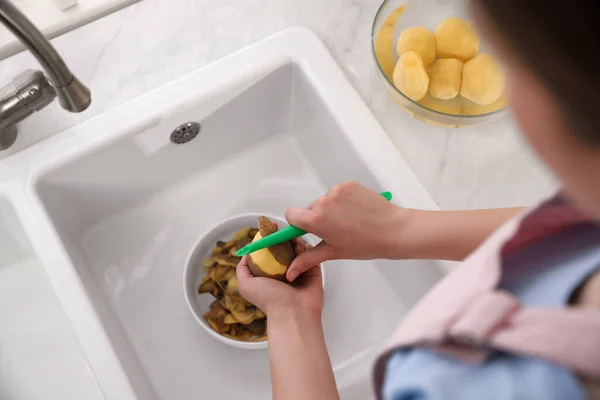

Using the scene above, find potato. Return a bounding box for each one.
[247,217,295,281]
[427,58,464,100]
[434,17,480,62]
[460,54,505,106]
[396,26,436,67]
[393,51,430,101]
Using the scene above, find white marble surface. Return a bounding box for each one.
[0,0,141,59]
[0,0,556,208]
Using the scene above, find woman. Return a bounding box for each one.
[236,1,600,398]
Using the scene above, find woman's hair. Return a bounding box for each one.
[473,0,599,145]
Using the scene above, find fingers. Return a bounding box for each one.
[291,237,308,256]
[285,207,313,231]
[236,256,255,289]
[296,264,322,281]
[286,242,334,282]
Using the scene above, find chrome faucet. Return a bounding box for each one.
[0,0,91,150]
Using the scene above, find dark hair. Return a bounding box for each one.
[473,0,600,145]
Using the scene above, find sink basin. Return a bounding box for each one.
[0,196,103,400]
[0,28,448,399]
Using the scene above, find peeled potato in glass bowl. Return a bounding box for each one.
[371,0,508,127]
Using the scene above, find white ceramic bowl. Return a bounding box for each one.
[183,213,324,350]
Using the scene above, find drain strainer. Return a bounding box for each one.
[170,122,200,144]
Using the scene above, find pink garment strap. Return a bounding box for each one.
[491,307,600,377]
[449,290,520,344]
[444,289,600,378]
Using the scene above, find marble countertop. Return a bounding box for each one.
[0,0,140,59]
[0,0,556,207]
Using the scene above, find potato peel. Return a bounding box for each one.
[198,226,268,342]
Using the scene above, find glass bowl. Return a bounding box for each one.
[371,0,508,127]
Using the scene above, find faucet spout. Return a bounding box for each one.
[0,0,91,112]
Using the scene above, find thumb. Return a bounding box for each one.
[287,242,334,282]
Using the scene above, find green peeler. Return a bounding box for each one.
[236,191,393,256]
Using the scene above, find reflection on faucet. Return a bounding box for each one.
[0,0,91,150]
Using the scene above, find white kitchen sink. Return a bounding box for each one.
[1,28,447,399]
[0,196,103,400]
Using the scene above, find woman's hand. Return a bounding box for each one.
[236,238,324,318]
[285,181,527,275]
[285,181,409,281]
[238,240,338,400]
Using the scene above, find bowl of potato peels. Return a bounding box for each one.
[183,213,323,349]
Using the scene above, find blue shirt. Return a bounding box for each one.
[383,224,600,400]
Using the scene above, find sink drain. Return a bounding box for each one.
[170,122,200,144]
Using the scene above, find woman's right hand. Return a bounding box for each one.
[285,181,410,281]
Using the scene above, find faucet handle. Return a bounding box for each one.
[0,69,57,150]
[12,69,56,111]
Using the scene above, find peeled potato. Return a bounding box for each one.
[247,216,295,281]
[434,17,480,62]
[393,51,429,101]
[461,53,505,106]
[396,26,436,67]
[427,58,464,100]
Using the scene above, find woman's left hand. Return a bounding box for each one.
[239,239,337,400]
[236,238,324,318]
